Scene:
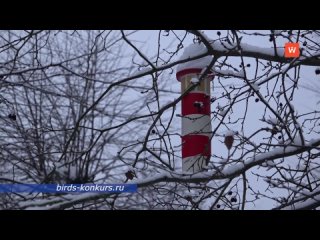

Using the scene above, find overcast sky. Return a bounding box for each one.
[121,30,319,209]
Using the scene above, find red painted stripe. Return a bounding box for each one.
[176,68,203,81]
[182,135,211,158]
[176,68,214,81]
[182,93,211,116]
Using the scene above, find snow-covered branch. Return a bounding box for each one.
[278,191,320,210]
[190,30,320,67]
[22,138,320,210]
[2,30,320,210]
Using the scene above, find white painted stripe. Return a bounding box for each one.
[182,114,212,137]
[182,90,208,96]
[182,155,208,173]
[188,90,207,94]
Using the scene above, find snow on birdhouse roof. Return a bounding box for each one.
[176,43,213,73]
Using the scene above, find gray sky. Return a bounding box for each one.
[122,30,319,209]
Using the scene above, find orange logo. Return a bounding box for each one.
[285,43,300,58]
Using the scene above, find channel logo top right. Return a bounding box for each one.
[284,42,300,58]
